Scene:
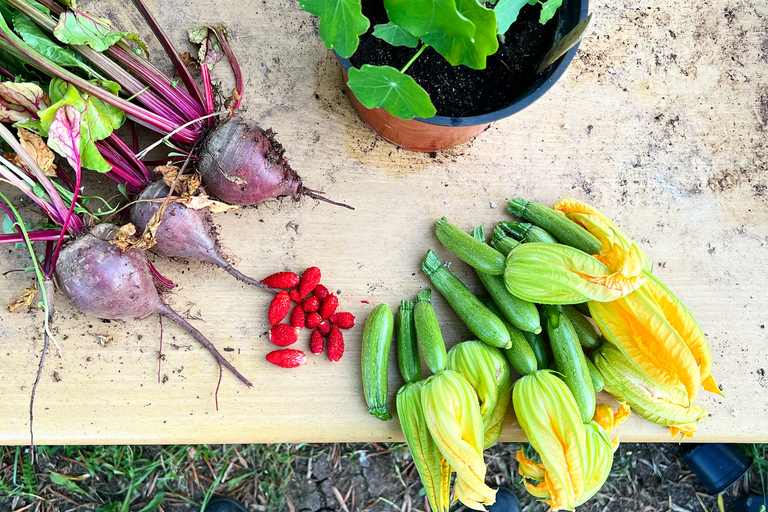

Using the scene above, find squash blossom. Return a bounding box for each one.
[421,370,496,510]
[396,382,451,512]
[513,371,628,510]
[592,344,706,440]
[446,341,512,449]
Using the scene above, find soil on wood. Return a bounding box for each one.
[349,1,557,117]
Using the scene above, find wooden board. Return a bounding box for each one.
[1,0,767,445]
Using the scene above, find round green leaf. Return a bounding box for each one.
[347,65,436,120]
[372,22,419,48]
[298,0,369,59]
[421,0,498,69]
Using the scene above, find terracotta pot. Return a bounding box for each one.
[336,0,589,152]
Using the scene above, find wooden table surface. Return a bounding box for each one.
[1,0,767,445]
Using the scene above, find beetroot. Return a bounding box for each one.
[129,181,270,290]
[55,224,252,388]
[198,118,353,209]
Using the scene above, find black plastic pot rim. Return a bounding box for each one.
[335,0,589,128]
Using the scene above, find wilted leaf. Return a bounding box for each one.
[45,105,81,172]
[371,22,418,48]
[18,128,56,176]
[155,166,202,195]
[177,194,239,213]
[109,222,138,251]
[347,65,436,119]
[188,26,223,69]
[53,10,128,51]
[298,0,369,59]
[0,81,50,123]
[7,285,37,313]
[49,472,88,495]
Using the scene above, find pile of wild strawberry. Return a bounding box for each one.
[261,267,356,368]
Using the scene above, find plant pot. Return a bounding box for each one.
[335,0,589,152]
[682,444,752,495]
[734,496,768,512]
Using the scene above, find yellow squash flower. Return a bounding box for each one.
[513,371,628,511]
[447,341,512,449]
[396,382,451,512]
[421,370,496,510]
[592,344,706,440]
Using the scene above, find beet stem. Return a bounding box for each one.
[157,304,253,388]
[301,187,355,210]
[29,330,50,459]
[213,257,276,293]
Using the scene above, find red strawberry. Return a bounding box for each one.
[314,284,330,301]
[310,330,324,355]
[299,267,321,298]
[329,312,355,329]
[327,325,344,362]
[306,312,322,329]
[289,288,302,303]
[268,290,291,326]
[317,320,331,337]
[302,296,320,313]
[266,349,306,368]
[261,272,299,289]
[290,305,305,329]
[319,294,338,320]
[269,324,299,346]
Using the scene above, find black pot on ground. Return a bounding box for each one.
[734,496,768,511]
[682,443,752,495]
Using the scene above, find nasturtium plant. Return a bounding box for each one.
[298,0,564,119]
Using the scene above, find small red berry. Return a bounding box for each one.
[268,290,291,326]
[299,267,321,298]
[329,312,356,329]
[266,349,306,368]
[306,312,322,329]
[314,284,330,301]
[289,288,302,303]
[269,324,299,346]
[261,272,299,289]
[327,325,344,362]
[317,320,332,337]
[302,296,320,313]
[290,305,305,329]
[319,294,338,320]
[310,330,324,355]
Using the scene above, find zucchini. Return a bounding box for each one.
[435,217,506,275]
[573,301,592,317]
[490,226,520,256]
[480,297,538,375]
[541,304,595,423]
[397,300,421,383]
[561,305,602,349]
[361,303,395,421]
[422,250,511,349]
[507,198,602,255]
[413,289,447,374]
[585,357,605,392]
[472,226,541,334]
[521,329,550,371]
[498,221,559,244]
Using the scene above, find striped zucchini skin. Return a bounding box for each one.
[541,304,596,423]
[585,357,605,392]
[480,298,537,376]
[435,217,506,275]
[561,305,602,349]
[422,250,511,349]
[507,198,602,255]
[362,304,395,421]
[414,290,447,375]
[498,221,559,244]
[397,301,422,383]
[490,227,520,257]
[521,330,550,371]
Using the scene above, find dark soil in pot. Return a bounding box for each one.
[349,1,557,117]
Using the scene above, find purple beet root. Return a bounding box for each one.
[54,224,252,387]
[129,181,271,290]
[198,118,353,209]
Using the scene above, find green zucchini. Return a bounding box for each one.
[541,304,595,423]
[498,221,559,244]
[507,198,602,255]
[490,226,520,256]
[522,329,550,371]
[481,298,537,375]
[572,302,592,317]
[585,357,605,392]
[471,226,541,334]
[413,289,447,374]
[435,217,506,275]
[561,305,602,349]
[361,303,395,421]
[422,250,511,349]
[397,300,421,383]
